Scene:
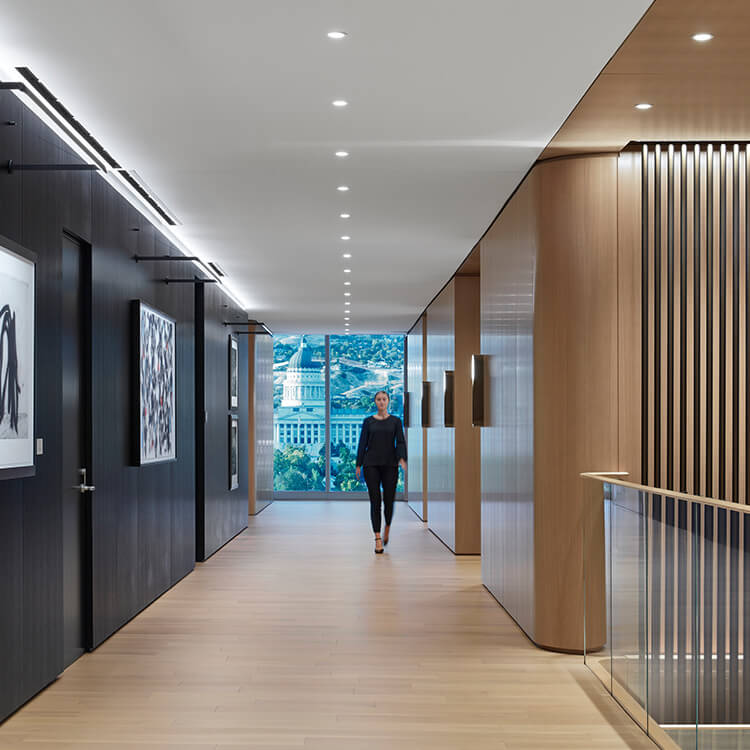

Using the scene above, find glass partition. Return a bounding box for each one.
[584,475,750,750]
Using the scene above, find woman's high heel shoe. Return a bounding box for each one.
[374,535,384,554]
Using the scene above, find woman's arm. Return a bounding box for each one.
[395,416,407,464]
[355,418,369,469]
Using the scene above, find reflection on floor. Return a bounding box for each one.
[0,501,655,749]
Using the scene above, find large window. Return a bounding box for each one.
[329,335,404,492]
[273,335,326,491]
[273,334,405,494]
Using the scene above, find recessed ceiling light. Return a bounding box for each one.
[345,301,351,305]
[345,317,350,321]
[342,253,352,259]
[327,31,347,40]
[337,185,350,192]
[692,32,713,42]
[344,292,351,297]
[341,235,351,241]
[335,151,349,158]
[344,281,351,285]
[332,99,348,108]
[635,103,653,110]
[344,268,352,273]
[340,213,350,219]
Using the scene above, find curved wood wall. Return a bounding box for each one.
[480,153,621,651]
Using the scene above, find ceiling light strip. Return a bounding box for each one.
[15,66,119,168]
[0,69,249,310]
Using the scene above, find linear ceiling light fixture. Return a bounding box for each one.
[0,66,249,309]
[692,32,713,42]
[327,31,348,40]
[635,102,653,110]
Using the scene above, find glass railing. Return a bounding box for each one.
[582,473,750,750]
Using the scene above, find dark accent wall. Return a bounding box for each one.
[0,90,242,722]
[195,283,248,561]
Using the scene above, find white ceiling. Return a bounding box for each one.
[0,0,651,333]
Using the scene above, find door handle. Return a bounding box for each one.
[72,468,96,494]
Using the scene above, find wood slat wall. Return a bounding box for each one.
[632,142,750,725]
[641,143,749,503]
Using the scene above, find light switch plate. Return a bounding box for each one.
[36,438,44,456]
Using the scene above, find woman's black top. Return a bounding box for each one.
[356,415,407,467]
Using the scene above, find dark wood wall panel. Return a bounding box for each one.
[0,89,240,722]
[195,284,248,561]
[642,143,750,503]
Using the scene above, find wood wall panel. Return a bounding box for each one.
[533,155,619,651]
[453,276,481,554]
[479,154,619,651]
[406,317,426,520]
[480,172,538,639]
[426,283,455,550]
[641,143,750,503]
[617,150,643,478]
[249,334,273,515]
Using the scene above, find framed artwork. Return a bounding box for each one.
[229,334,239,409]
[133,300,176,465]
[0,237,36,480]
[229,414,239,490]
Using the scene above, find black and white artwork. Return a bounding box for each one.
[135,300,176,465]
[229,335,239,409]
[0,241,35,476]
[229,414,239,490]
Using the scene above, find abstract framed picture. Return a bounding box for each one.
[133,300,176,465]
[229,414,239,490]
[229,334,239,410]
[0,237,36,480]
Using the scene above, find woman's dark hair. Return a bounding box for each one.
[374,390,390,401]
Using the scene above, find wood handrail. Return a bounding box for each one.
[581,471,750,516]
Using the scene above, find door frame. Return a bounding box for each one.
[62,229,94,654]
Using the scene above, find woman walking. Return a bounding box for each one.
[355,391,407,554]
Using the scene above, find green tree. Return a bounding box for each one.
[273,445,324,491]
[333,443,361,491]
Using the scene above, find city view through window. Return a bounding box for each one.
[273,334,405,493]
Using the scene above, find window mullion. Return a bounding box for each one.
[325,335,331,493]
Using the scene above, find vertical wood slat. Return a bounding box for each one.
[639,142,750,727]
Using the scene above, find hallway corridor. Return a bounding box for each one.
[0,502,652,749]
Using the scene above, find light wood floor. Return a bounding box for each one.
[0,501,655,749]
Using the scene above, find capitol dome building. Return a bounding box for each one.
[274,337,363,456]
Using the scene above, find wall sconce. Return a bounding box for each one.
[471,354,486,427]
[443,370,455,428]
[421,381,431,427]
